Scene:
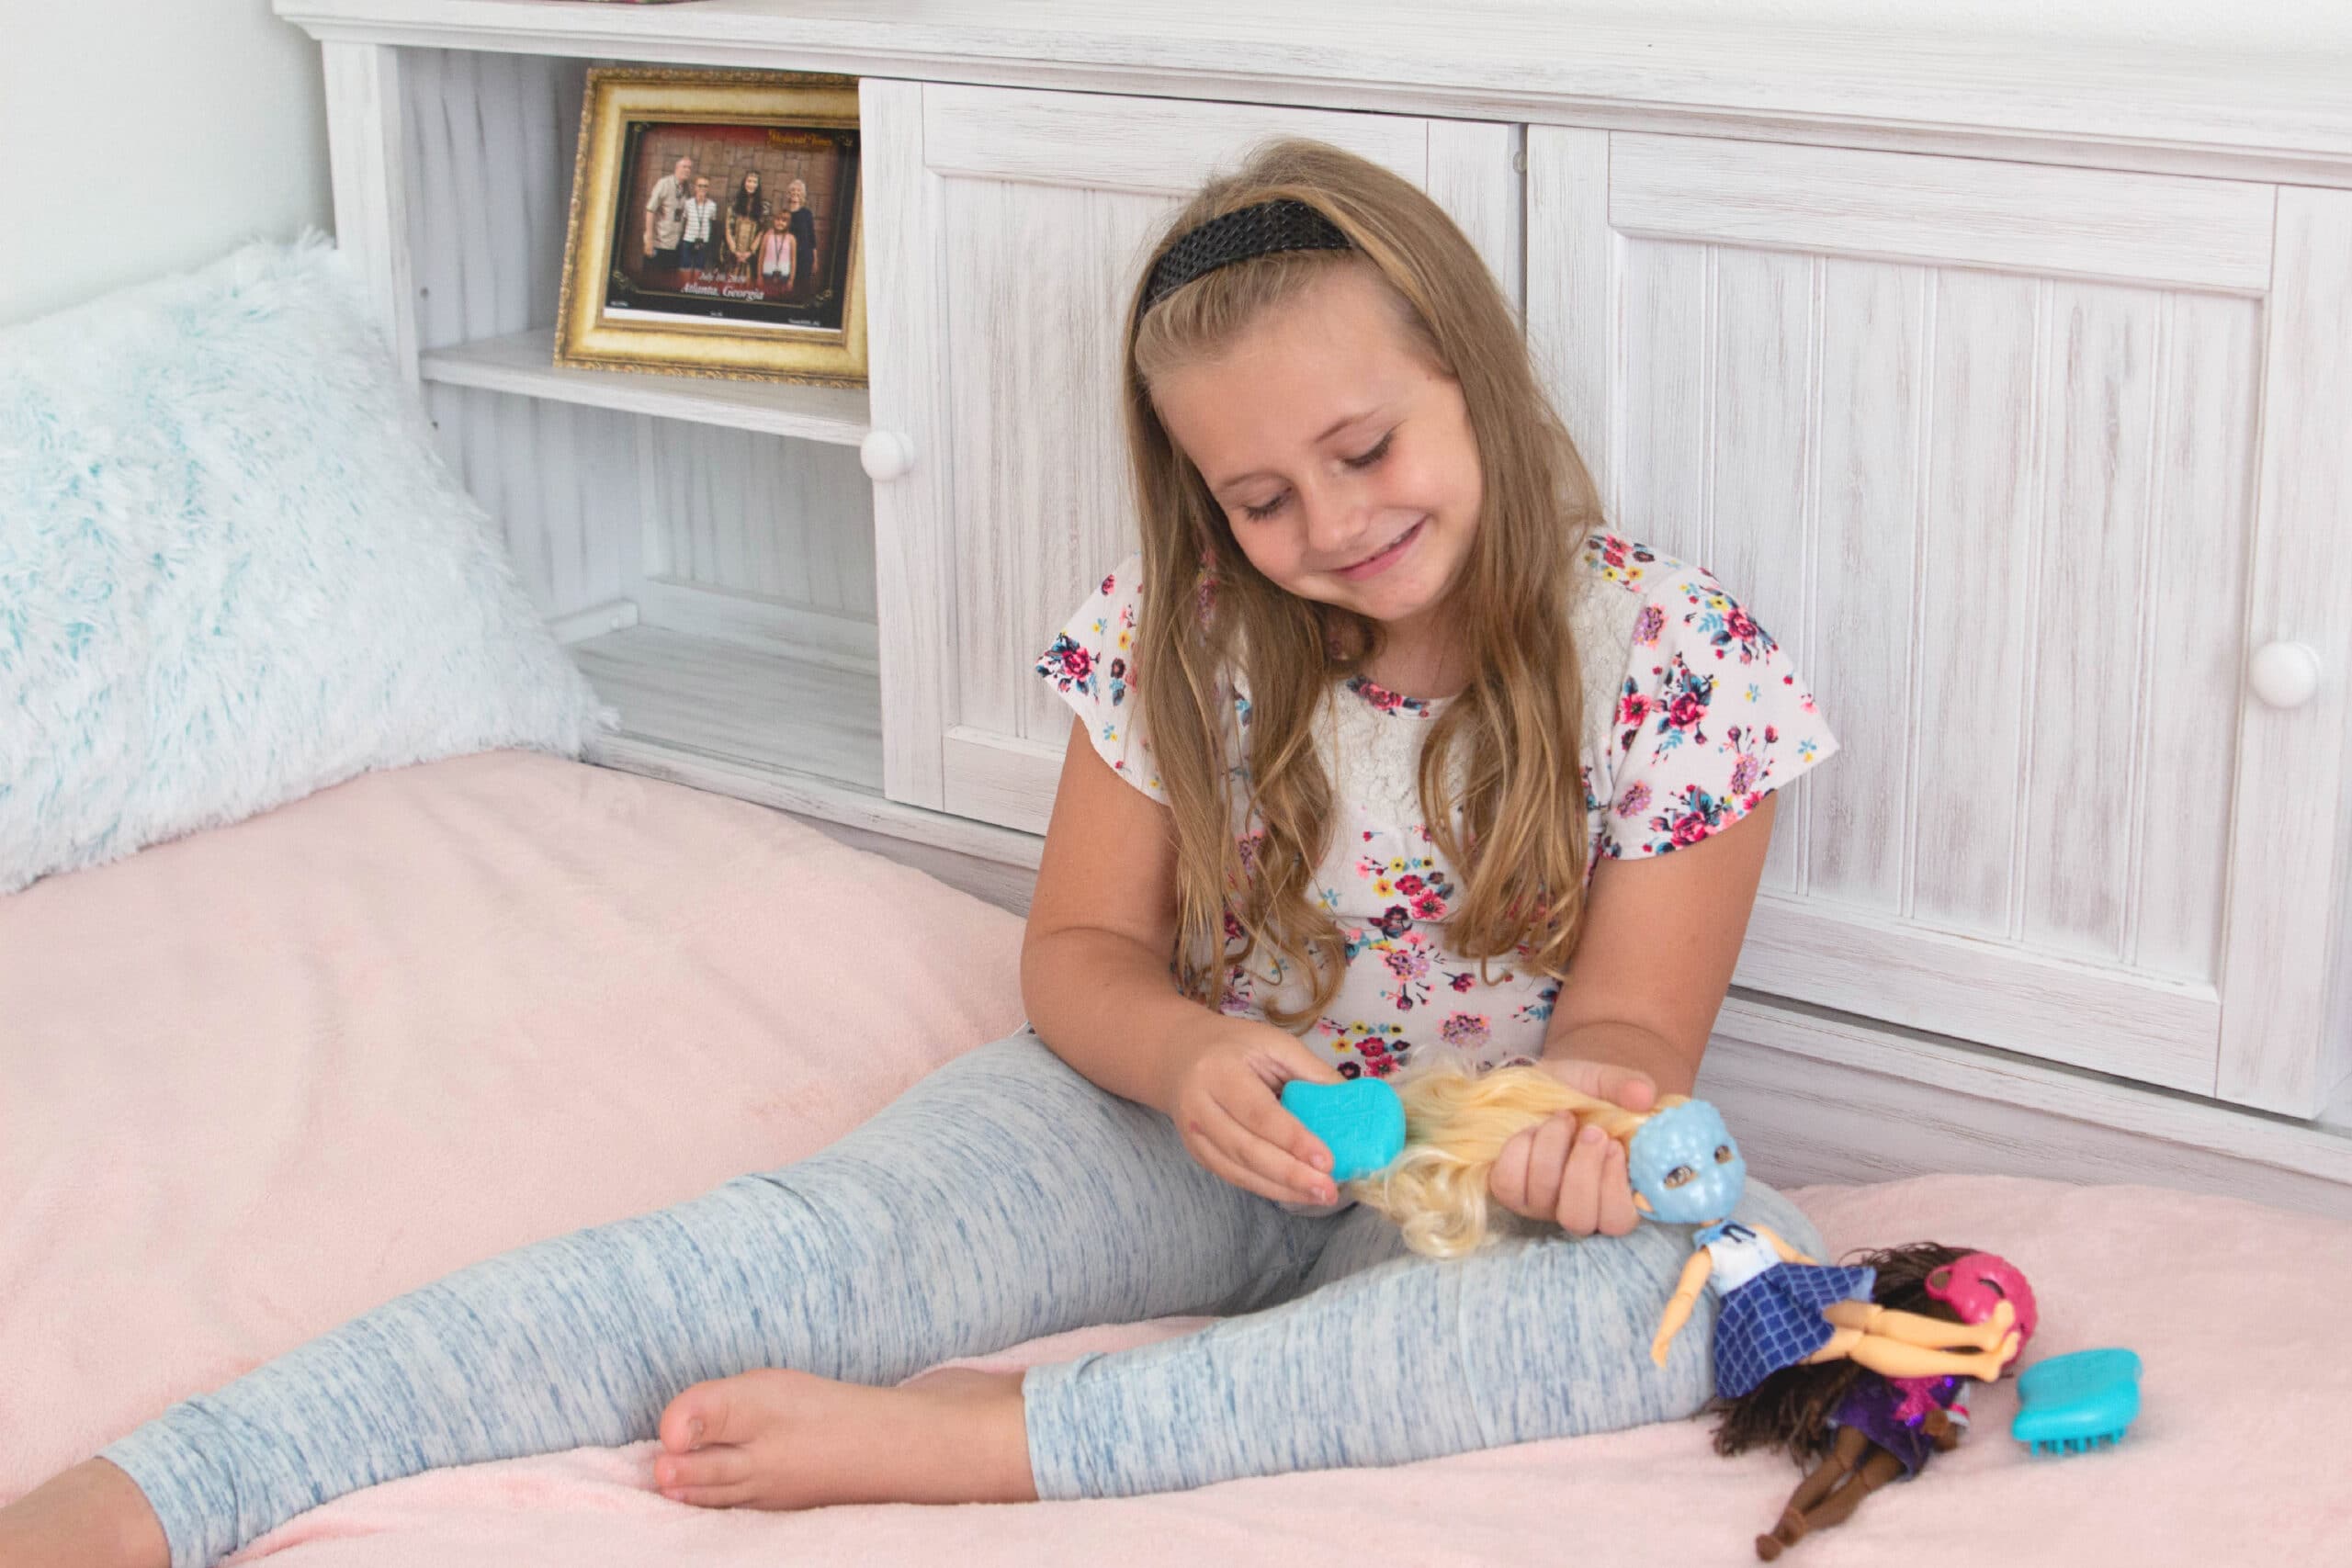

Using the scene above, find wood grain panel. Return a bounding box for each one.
[922,80,1428,194]
[422,384,636,618]
[2017,283,2163,961]
[1426,118,1521,319]
[1555,147,2276,1095]
[1705,247,1815,896]
[420,327,872,443]
[321,41,418,377]
[1611,132,2275,292]
[1707,997,2352,1220]
[277,0,2352,195]
[1804,258,1924,914]
[1615,237,1705,560]
[2130,295,2259,984]
[400,48,584,350]
[572,624,882,790]
[1910,268,2037,939]
[1523,126,1611,501]
[2218,186,2352,1111]
[861,76,954,810]
[938,175,1117,745]
[641,423,873,615]
[1734,896,2217,1090]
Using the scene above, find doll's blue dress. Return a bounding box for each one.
[1698,1220,1876,1397]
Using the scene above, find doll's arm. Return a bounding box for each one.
[1760,1224,1820,1268]
[1649,1248,1716,1367]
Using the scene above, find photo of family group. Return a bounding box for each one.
[602,118,858,336]
[556,69,865,385]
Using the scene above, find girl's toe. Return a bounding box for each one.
[658,1444,752,1492]
[658,1387,718,1453]
[664,1479,760,1510]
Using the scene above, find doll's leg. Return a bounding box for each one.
[1820,1297,2014,1348]
[1023,1180,1825,1497]
[1784,1426,1871,1516]
[90,1029,1317,1568]
[1792,1444,1906,1534]
[1837,1331,2018,1385]
[1756,1427,1869,1561]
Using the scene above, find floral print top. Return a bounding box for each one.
[1033,533,1838,1078]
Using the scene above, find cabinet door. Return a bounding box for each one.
[862,80,1519,833]
[1527,129,2352,1114]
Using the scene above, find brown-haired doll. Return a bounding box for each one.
[1714,1244,2041,1560]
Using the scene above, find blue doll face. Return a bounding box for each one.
[1626,1100,1747,1224]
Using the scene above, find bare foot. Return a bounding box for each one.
[0,1459,169,1568]
[651,1366,1035,1508]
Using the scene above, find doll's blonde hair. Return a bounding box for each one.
[1352,1062,1684,1258]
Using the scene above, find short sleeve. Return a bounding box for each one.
[1035,553,1170,804]
[1597,560,1838,859]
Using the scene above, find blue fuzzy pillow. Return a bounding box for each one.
[0,236,611,893]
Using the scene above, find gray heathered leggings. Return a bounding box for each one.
[100,1028,1819,1568]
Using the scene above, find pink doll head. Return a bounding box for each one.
[1927,1251,2038,1349]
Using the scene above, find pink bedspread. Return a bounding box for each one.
[6,751,2347,1563]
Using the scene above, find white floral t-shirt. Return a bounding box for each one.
[1033,533,1838,1078]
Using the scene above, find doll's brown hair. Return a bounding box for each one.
[1711,1242,1972,1463]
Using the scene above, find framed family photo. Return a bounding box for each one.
[555,67,865,386]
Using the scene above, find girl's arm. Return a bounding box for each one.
[1022,719,1199,1111]
[1762,1225,1819,1267]
[1487,796,1777,1237]
[1023,719,1339,1203]
[1542,793,1778,1095]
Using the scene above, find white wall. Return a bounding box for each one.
[0,0,332,329]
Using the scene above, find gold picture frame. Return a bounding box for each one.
[554,66,865,386]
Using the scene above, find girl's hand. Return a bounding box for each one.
[1487,1056,1657,1238]
[1164,1016,1346,1206]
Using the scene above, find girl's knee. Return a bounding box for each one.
[1470,1234,1714,1434]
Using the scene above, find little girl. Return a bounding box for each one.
[757,208,795,292]
[0,138,1838,1566]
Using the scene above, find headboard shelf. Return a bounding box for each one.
[421,327,872,445]
[275,0,2352,188]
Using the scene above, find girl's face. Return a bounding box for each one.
[1150,265,1482,650]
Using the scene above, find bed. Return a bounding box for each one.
[6,747,2348,1565]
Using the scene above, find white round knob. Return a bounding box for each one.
[2249,641,2322,709]
[860,429,915,481]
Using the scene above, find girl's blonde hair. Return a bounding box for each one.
[1356,1064,1685,1258]
[1123,139,1608,1027]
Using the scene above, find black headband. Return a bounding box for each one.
[1142,197,1353,311]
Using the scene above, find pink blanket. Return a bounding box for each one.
[6,751,2347,1563]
